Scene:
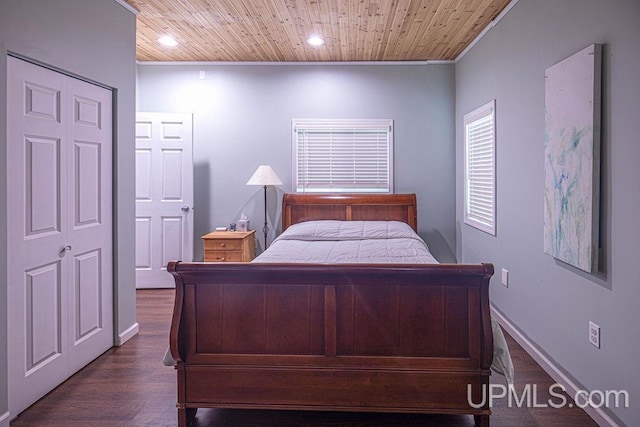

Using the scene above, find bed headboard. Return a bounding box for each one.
[282,193,418,232]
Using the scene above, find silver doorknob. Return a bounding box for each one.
[63,245,72,253]
[181,206,190,213]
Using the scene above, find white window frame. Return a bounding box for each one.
[292,119,394,193]
[464,100,496,235]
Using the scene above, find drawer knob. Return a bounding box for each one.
[220,243,225,247]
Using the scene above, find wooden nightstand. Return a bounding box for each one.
[202,230,256,262]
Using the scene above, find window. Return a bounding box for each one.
[292,119,393,193]
[464,100,496,235]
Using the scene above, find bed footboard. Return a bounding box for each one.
[168,262,494,427]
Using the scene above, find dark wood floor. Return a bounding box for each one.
[10,289,597,427]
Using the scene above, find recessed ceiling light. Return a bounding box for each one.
[158,35,178,47]
[306,36,325,47]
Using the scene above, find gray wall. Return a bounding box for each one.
[137,64,457,261]
[456,0,640,425]
[0,0,137,421]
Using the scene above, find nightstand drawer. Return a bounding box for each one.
[205,239,243,251]
[204,250,244,262]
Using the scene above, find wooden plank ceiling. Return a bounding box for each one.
[126,0,512,62]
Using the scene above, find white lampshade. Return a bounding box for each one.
[246,165,283,186]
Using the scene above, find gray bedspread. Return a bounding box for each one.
[253,220,439,264]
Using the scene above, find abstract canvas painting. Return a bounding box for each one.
[544,44,601,273]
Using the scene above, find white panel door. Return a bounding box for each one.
[66,76,113,372]
[135,113,193,288]
[7,60,69,414]
[7,56,113,417]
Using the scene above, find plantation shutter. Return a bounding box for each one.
[293,119,393,193]
[464,101,496,235]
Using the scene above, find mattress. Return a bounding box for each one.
[253,220,438,264]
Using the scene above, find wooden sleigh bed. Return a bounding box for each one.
[168,194,495,426]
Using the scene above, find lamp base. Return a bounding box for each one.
[263,185,269,249]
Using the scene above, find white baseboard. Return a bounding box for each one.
[116,322,139,346]
[491,305,621,427]
[0,411,10,427]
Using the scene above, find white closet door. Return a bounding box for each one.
[65,74,113,372]
[135,113,193,288]
[7,57,70,416]
[7,56,113,417]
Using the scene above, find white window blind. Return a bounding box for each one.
[292,119,393,193]
[464,101,496,235]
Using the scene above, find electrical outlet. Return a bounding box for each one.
[501,268,509,287]
[589,321,600,348]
